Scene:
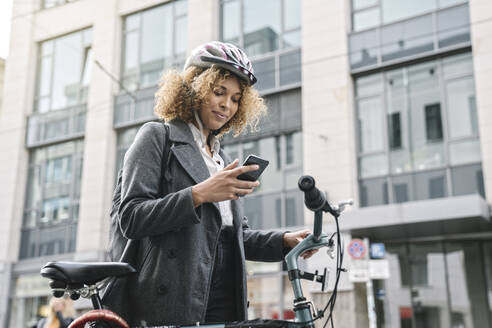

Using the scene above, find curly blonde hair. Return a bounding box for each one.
[154,65,266,137]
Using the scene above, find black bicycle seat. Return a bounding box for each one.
[40,261,136,286]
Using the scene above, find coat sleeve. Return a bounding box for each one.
[119,122,201,239]
[242,216,289,262]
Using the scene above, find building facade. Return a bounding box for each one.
[0,0,491,327]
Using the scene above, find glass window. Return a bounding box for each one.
[244,0,281,56]
[442,53,473,78]
[451,164,485,197]
[446,77,478,139]
[221,0,301,56]
[392,174,413,203]
[381,0,437,24]
[359,154,388,178]
[449,139,481,166]
[446,242,492,328]
[359,177,389,206]
[254,57,276,90]
[357,97,385,153]
[353,0,378,11]
[424,104,443,142]
[23,141,83,228]
[221,0,240,44]
[414,169,447,200]
[350,29,379,69]
[437,5,470,48]
[408,63,444,170]
[122,1,187,90]
[284,0,301,31]
[356,74,383,97]
[356,53,481,206]
[36,28,92,112]
[381,15,434,62]
[353,7,380,31]
[279,50,301,85]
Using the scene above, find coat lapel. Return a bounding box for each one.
[168,119,220,213]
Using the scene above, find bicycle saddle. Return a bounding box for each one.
[40,261,136,286]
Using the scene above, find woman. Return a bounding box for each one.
[108,41,314,326]
[37,297,74,328]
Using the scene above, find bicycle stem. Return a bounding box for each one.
[285,210,330,325]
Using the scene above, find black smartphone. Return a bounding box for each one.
[237,155,269,181]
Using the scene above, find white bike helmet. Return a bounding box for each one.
[184,41,257,85]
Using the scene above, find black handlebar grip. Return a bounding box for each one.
[298,175,326,211]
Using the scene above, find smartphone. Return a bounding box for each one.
[237,155,269,181]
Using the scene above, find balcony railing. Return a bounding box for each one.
[349,4,471,72]
[26,104,86,148]
[19,221,77,259]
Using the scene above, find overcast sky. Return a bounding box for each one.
[0,0,14,60]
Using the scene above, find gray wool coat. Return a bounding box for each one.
[104,119,287,327]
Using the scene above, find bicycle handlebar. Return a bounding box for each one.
[298,176,335,216]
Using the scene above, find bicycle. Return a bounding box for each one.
[40,175,352,328]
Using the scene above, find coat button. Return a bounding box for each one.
[157,284,167,295]
[167,248,177,259]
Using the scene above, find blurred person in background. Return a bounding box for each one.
[36,297,75,328]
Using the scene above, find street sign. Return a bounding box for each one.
[348,239,366,259]
[369,259,390,279]
[370,243,385,259]
[348,268,369,282]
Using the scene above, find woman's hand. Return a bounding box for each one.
[283,229,318,259]
[192,159,260,207]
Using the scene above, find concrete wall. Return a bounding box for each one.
[0,1,38,325]
[301,0,358,225]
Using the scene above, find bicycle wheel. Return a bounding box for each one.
[68,309,129,328]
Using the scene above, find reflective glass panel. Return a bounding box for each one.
[359,177,389,206]
[437,5,470,48]
[359,154,388,178]
[39,57,52,98]
[124,31,139,71]
[449,139,481,166]
[408,62,444,170]
[355,74,383,97]
[382,0,437,24]
[445,242,491,328]
[254,57,276,90]
[51,33,84,110]
[414,169,447,200]
[283,30,301,49]
[451,164,485,197]
[446,77,478,139]
[381,15,434,62]
[357,96,385,153]
[353,7,380,31]
[244,0,281,56]
[284,0,301,30]
[442,53,473,78]
[222,0,240,44]
[279,50,301,86]
[349,29,379,69]
[386,70,412,174]
[408,243,449,327]
[352,0,378,10]
[175,16,187,57]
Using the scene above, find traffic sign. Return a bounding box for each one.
[348,239,366,259]
[370,243,385,259]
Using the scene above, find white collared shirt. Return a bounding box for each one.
[187,122,234,226]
